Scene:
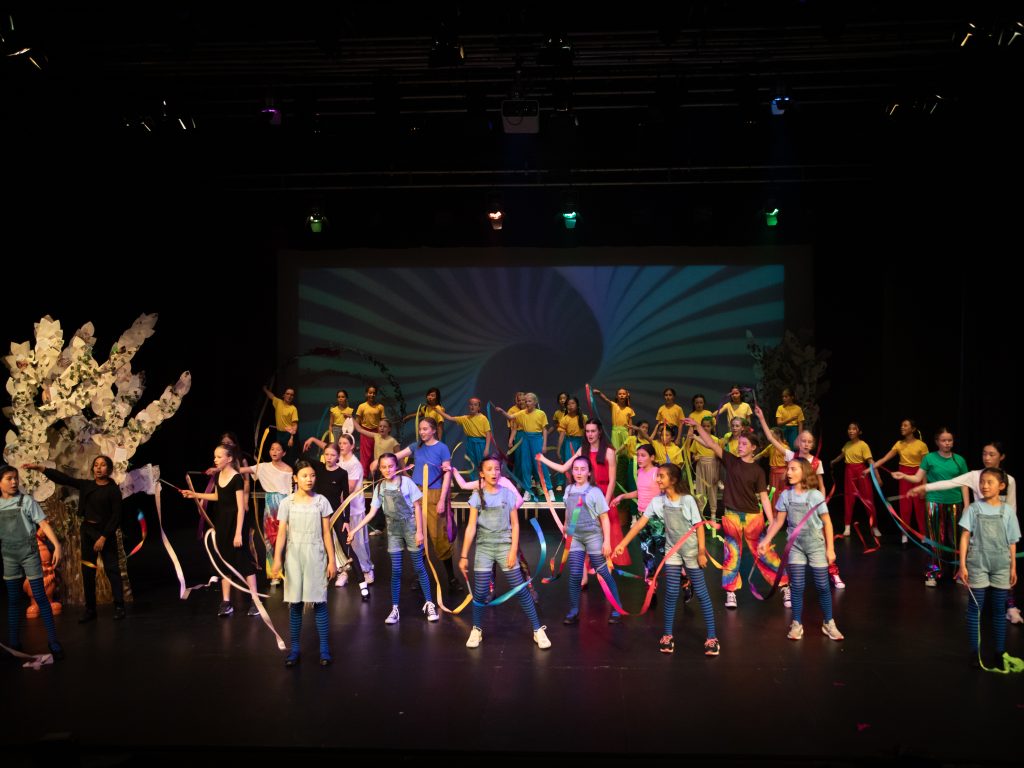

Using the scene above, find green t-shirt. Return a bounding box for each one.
[920,452,969,504]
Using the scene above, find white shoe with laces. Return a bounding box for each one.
[725,592,737,609]
[782,586,792,608]
[335,572,348,588]
[384,606,400,625]
[466,627,483,648]
[843,525,851,536]
[822,618,845,641]
[787,621,804,640]
[533,626,552,649]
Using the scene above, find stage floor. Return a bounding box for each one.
[3,528,1021,765]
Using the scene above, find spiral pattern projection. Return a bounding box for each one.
[296,265,783,444]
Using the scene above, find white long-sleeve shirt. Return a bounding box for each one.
[924,469,1017,511]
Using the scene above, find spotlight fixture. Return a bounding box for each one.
[561,194,578,230]
[538,33,574,67]
[306,207,328,234]
[487,195,504,231]
[429,22,464,68]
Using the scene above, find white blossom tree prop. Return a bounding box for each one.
[3,313,191,604]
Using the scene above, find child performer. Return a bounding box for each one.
[271,461,337,667]
[1,465,64,659]
[715,386,752,434]
[872,419,929,545]
[612,444,664,582]
[829,422,880,538]
[28,456,126,623]
[593,387,635,454]
[182,444,259,617]
[436,398,492,480]
[616,462,719,656]
[911,441,1020,623]
[656,388,687,445]
[493,394,551,502]
[760,459,844,641]
[348,454,438,624]
[775,388,805,450]
[459,456,551,650]
[328,389,354,442]
[557,456,625,625]
[556,397,588,493]
[686,416,783,610]
[685,416,721,521]
[895,427,968,586]
[239,441,293,586]
[262,385,299,461]
[540,420,629,570]
[755,407,840,592]
[958,467,1021,672]
[389,418,461,594]
[355,385,386,481]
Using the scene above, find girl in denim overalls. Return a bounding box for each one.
[958,467,1022,672]
[0,465,64,660]
[458,456,550,650]
[761,458,844,642]
[271,461,336,667]
[616,463,719,656]
[348,454,437,625]
[560,456,624,625]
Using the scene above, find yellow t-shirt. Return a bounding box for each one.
[768,444,788,467]
[330,405,353,425]
[656,404,686,428]
[558,414,587,437]
[842,440,873,464]
[620,435,652,459]
[893,439,928,467]
[552,409,566,424]
[271,397,299,432]
[722,402,753,423]
[689,409,715,429]
[723,433,740,455]
[689,434,719,459]
[512,409,548,433]
[610,403,635,428]
[422,404,446,423]
[775,404,805,427]
[653,442,684,466]
[356,402,385,430]
[450,414,490,438]
[374,435,400,461]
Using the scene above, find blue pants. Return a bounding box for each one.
[465,436,487,480]
[515,431,551,495]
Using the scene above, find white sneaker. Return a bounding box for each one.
[900,534,908,545]
[871,527,883,538]
[335,572,348,588]
[924,574,937,588]
[423,601,440,622]
[843,525,851,537]
[787,620,804,640]
[1007,606,1023,625]
[270,578,282,587]
[364,569,375,585]
[534,626,552,649]
[384,606,400,624]
[782,586,792,608]
[822,618,845,641]
[832,574,846,590]
[466,627,483,648]
[725,592,737,609]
